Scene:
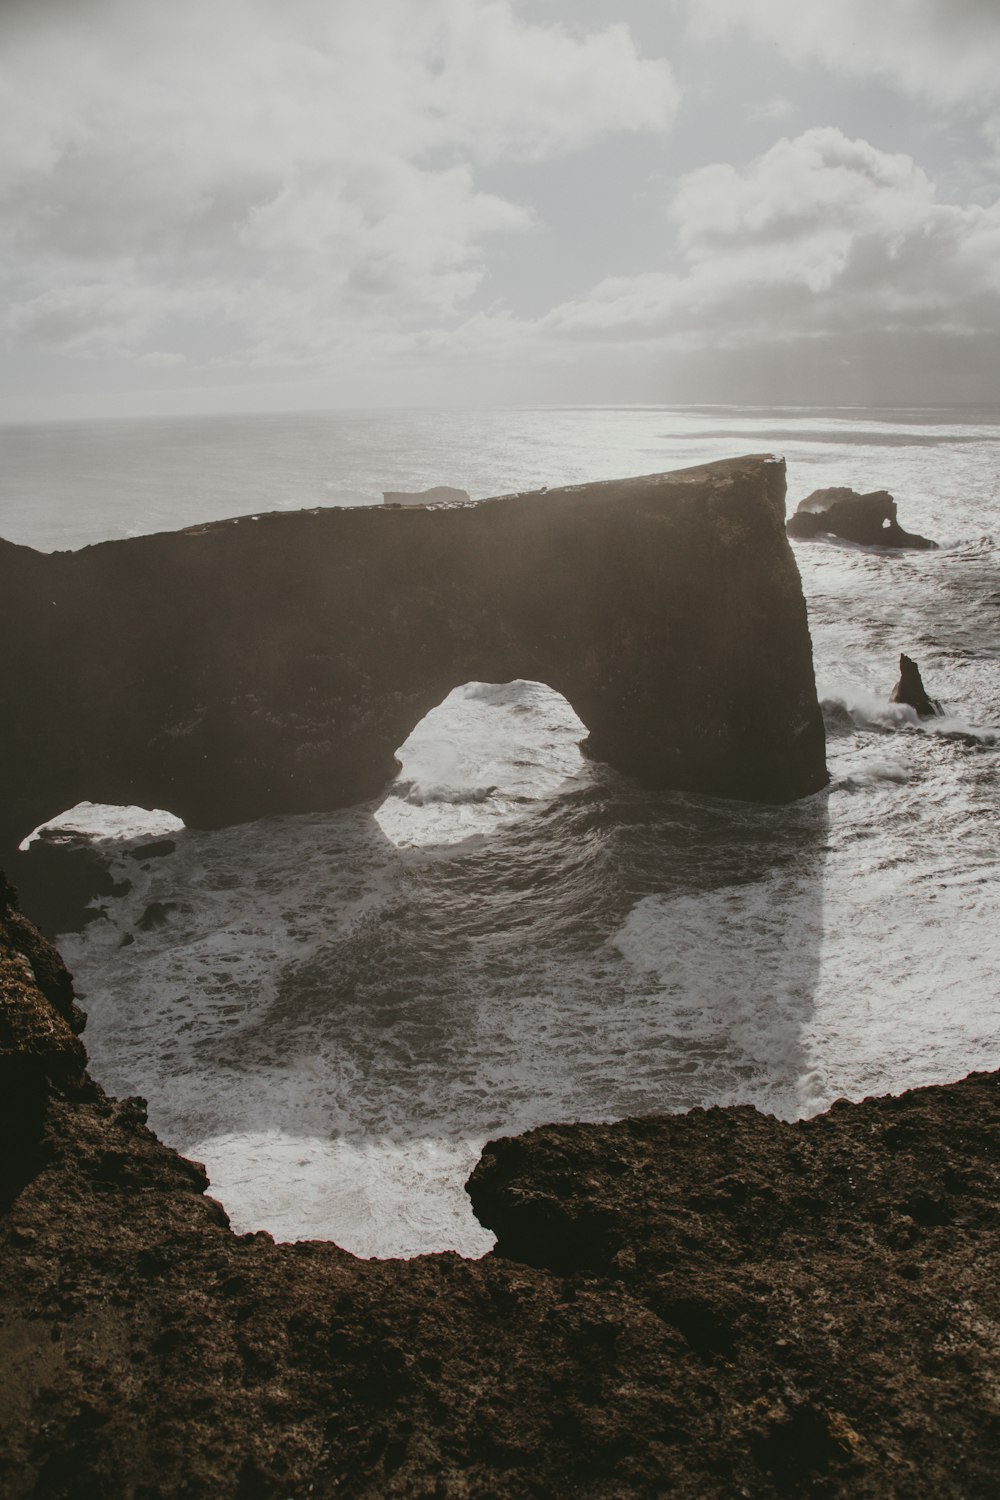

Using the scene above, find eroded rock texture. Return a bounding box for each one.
[0,455,825,856]
[787,487,937,549]
[890,653,944,718]
[3,888,1000,1498]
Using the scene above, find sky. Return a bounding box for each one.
[2,0,1000,420]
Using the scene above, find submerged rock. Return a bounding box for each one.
[890,653,944,718]
[129,838,177,861]
[136,899,178,931]
[787,487,937,549]
[4,885,1000,1496]
[0,455,826,861]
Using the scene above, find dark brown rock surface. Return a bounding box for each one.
[3,887,1000,1497]
[0,455,826,858]
[787,487,937,549]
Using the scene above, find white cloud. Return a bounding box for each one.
[0,0,678,365]
[751,97,795,124]
[5,279,167,357]
[282,125,1000,406]
[135,352,188,369]
[685,0,1000,109]
[534,127,1000,353]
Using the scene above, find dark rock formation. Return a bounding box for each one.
[0,873,87,1208]
[382,485,471,506]
[5,888,1000,1496]
[0,456,826,858]
[787,487,937,549]
[890,653,944,718]
[129,839,177,862]
[12,831,130,939]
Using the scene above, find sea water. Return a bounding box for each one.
[3,405,999,1258]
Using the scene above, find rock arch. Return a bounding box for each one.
[0,455,826,857]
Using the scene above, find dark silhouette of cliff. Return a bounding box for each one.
[0,455,825,858]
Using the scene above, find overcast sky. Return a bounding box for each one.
[3,0,1000,419]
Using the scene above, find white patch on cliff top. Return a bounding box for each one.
[19,801,185,850]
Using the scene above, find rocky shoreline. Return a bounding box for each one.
[3,877,1000,1497]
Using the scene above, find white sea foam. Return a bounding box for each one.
[373,680,586,848]
[24,405,1000,1259]
[835,760,910,789]
[821,687,998,746]
[60,709,998,1257]
[610,873,824,1119]
[20,800,185,849]
[188,1132,494,1259]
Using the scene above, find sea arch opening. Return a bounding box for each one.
[373,679,589,849]
[13,801,187,939]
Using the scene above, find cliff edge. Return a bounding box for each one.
[3,886,1000,1498]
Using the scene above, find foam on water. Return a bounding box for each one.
[55,686,1000,1256]
[20,801,185,849]
[184,1134,494,1259]
[820,688,999,747]
[21,405,1000,1258]
[374,680,587,848]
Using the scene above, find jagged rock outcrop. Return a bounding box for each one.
[0,873,87,1206]
[4,887,1000,1497]
[890,653,944,718]
[787,487,937,549]
[0,456,826,857]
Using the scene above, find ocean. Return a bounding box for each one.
[3,404,999,1259]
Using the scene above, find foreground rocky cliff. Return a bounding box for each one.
[3,883,1000,1498]
[0,455,825,857]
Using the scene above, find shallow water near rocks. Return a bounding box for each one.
[9,404,999,1258]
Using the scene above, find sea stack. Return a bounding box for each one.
[890,653,943,718]
[787,487,937,549]
[0,455,827,859]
